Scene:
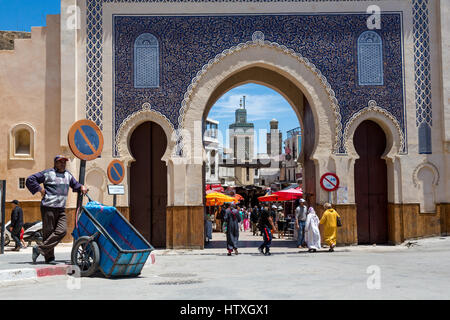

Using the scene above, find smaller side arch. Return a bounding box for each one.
[85,163,108,204]
[412,162,439,213]
[412,161,439,188]
[344,100,404,159]
[116,104,175,167]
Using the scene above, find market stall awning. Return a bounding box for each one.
[258,193,289,202]
[205,192,235,206]
[273,187,303,200]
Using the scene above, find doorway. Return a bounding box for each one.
[354,120,388,244]
[129,121,167,248]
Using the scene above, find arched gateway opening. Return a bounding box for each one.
[201,66,317,209]
[173,43,340,249]
[129,121,168,247]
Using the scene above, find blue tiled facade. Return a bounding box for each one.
[412,0,432,154]
[112,13,405,155]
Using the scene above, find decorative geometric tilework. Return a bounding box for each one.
[84,0,404,156]
[357,31,383,86]
[412,0,432,154]
[86,0,104,130]
[134,33,159,88]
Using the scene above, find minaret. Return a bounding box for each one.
[229,95,255,185]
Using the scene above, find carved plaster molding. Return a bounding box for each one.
[178,32,343,154]
[116,104,175,163]
[412,160,439,188]
[343,100,405,155]
[85,161,109,191]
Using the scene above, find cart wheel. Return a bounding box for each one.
[4,234,10,246]
[71,236,100,277]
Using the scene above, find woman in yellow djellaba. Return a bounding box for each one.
[319,203,341,252]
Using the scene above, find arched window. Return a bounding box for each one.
[10,123,35,160]
[134,33,159,88]
[357,31,384,86]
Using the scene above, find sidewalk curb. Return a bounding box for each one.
[1,252,156,283]
[0,265,69,283]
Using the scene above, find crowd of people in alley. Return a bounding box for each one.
[204,198,341,256]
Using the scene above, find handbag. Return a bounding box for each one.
[337,216,342,227]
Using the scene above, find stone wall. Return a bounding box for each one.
[0,31,31,50]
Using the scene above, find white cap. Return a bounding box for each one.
[272,205,277,209]
[299,199,306,202]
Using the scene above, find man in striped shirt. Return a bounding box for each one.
[26,155,87,264]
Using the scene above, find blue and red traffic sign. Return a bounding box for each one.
[68,120,103,161]
[107,160,125,185]
[320,172,340,192]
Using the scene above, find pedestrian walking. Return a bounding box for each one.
[251,206,260,236]
[277,205,285,239]
[295,199,307,248]
[319,203,341,252]
[204,207,213,244]
[258,204,277,256]
[243,207,250,232]
[9,200,23,251]
[217,205,226,232]
[26,155,87,264]
[224,204,241,255]
[238,206,244,232]
[305,207,321,252]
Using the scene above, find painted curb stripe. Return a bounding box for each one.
[0,265,69,283]
[36,265,69,277]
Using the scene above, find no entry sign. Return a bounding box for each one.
[107,160,125,185]
[68,120,103,161]
[320,172,340,192]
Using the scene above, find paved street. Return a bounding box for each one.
[1,231,450,300]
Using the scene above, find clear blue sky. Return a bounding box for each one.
[208,83,301,154]
[0,0,60,31]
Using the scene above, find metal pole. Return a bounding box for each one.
[76,160,87,212]
[1,180,6,254]
[113,194,117,207]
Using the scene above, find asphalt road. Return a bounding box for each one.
[1,232,449,300]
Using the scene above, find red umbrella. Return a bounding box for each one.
[258,193,290,202]
[273,188,303,200]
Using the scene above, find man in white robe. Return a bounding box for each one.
[305,207,321,252]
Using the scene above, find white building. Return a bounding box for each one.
[204,118,220,184]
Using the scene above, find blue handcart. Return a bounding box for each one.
[71,195,154,277]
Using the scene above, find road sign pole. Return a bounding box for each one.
[76,160,87,212]
[1,180,6,255]
[113,194,117,207]
[328,191,332,205]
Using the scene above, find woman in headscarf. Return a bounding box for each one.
[204,207,213,244]
[305,207,321,252]
[319,203,341,252]
[224,204,241,255]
